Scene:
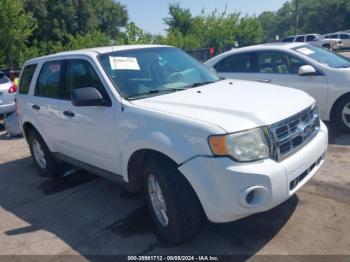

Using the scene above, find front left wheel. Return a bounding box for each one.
[143,156,202,245]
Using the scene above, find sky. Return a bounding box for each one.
[118,0,287,34]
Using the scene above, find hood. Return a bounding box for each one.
[131,80,315,133]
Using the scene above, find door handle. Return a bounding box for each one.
[257,79,272,83]
[63,110,75,118]
[32,104,40,111]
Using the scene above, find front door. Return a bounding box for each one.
[60,58,120,174]
[254,51,329,117]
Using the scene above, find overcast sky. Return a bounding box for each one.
[118,0,287,34]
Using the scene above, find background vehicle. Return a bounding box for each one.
[0,71,16,117]
[205,43,350,131]
[281,34,343,50]
[324,32,350,49]
[17,45,327,244]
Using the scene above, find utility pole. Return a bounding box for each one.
[295,0,299,35]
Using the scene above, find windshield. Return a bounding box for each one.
[99,47,220,99]
[293,44,350,68]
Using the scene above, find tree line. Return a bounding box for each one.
[1,0,350,68]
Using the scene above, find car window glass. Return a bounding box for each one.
[257,52,306,74]
[295,36,305,42]
[331,34,338,38]
[340,34,350,39]
[0,71,10,84]
[282,37,294,43]
[324,35,331,39]
[214,53,252,73]
[306,35,316,41]
[66,60,105,100]
[35,61,63,99]
[19,64,37,94]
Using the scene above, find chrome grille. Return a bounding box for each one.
[269,106,320,161]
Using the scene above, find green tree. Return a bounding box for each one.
[164,3,193,35]
[0,0,36,67]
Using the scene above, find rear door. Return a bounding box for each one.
[30,61,66,151]
[254,51,329,115]
[60,58,120,174]
[213,52,256,81]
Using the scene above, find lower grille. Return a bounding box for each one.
[269,106,320,162]
[290,155,324,191]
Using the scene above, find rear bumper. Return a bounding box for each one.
[179,122,328,223]
[0,103,15,115]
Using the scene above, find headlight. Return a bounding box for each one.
[209,128,270,162]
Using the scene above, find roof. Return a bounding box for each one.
[25,44,171,64]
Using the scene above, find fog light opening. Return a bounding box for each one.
[239,186,269,208]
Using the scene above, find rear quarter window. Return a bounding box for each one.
[19,64,37,94]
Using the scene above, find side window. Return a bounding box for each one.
[295,36,305,42]
[257,52,306,74]
[282,37,294,43]
[214,53,252,73]
[331,34,338,38]
[306,35,316,41]
[35,61,63,99]
[340,34,350,39]
[19,64,37,94]
[66,60,106,100]
[324,35,331,39]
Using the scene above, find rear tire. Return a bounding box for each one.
[143,156,202,245]
[28,129,62,178]
[333,95,350,133]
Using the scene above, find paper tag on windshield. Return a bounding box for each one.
[109,56,140,70]
[296,47,314,55]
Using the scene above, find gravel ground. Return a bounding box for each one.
[0,122,349,260]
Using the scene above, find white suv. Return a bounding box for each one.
[17,45,328,244]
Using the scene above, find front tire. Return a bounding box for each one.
[143,156,202,244]
[333,95,350,133]
[28,129,62,178]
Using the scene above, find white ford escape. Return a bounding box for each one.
[17,45,328,244]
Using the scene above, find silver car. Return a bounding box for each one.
[0,71,16,116]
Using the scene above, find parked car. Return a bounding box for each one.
[324,32,350,49]
[205,43,350,131]
[17,45,328,244]
[281,34,343,50]
[0,71,17,117]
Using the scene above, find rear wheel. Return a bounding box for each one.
[28,129,62,178]
[333,95,350,132]
[143,156,202,244]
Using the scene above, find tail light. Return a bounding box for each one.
[8,84,17,93]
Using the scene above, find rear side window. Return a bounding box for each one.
[0,71,10,84]
[306,35,316,41]
[19,64,37,94]
[295,36,305,42]
[282,37,294,42]
[35,61,63,99]
[214,53,253,73]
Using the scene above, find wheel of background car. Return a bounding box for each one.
[333,95,350,133]
[28,129,63,178]
[143,155,202,244]
[166,72,183,83]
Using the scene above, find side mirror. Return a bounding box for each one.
[298,65,318,76]
[72,87,110,107]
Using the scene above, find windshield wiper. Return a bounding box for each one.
[126,88,186,99]
[183,79,222,89]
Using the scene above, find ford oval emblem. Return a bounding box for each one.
[298,123,313,137]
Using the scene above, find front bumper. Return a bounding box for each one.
[179,122,328,223]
